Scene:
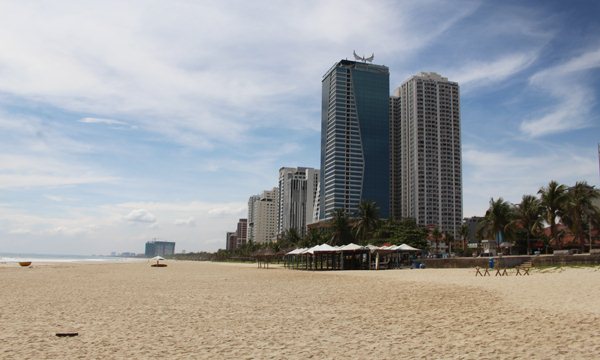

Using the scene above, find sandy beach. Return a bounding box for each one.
[1,261,599,359]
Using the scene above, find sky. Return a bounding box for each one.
[1,0,599,255]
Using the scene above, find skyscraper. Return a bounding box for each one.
[236,218,247,248]
[252,187,279,244]
[393,72,462,237]
[278,167,319,236]
[247,194,260,242]
[318,59,390,220]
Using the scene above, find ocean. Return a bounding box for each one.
[0,253,144,264]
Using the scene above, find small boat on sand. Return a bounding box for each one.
[19,261,32,267]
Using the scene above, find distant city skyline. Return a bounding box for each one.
[0,1,599,254]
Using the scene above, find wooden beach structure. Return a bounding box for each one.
[284,243,420,271]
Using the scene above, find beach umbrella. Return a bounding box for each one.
[151,256,165,265]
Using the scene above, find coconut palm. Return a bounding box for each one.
[353,200,380,244]
[478,197,514,245]
[280,228,301,249]
[538,180,568,249]
[459,223,469,252]
[510,194,543,255]
[562,182,600,252]
[329,208,352,246]
[431,227,442,255]
[444,231,454,255]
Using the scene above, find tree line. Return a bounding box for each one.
[477,180,600,254]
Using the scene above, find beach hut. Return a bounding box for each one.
[337,243,368,270]
[304,244,339,270]
[253,248,276,268]
[285,248,307,269]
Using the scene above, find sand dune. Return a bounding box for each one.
[1,261,599,359]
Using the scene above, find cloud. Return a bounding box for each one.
[208,205,247,216]
[174,217,196,227]
[0,154,117,189]
[450,52,538,89]
[520,47,600,137]
[124,209,157,223]
[0,1,479,149]
[79,117,129,127]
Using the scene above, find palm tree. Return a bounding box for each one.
[478,197,514,247]
[329,208,352,246]
[510,194,543,255]
[562,182,600,252]
[431,227,442,255]
[444,231,454,255]
[280,228,301,249]
[538,180,568,249]
[353,200,380,244]
[459,223,469,252]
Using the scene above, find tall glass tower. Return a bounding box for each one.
[319,59,390,220]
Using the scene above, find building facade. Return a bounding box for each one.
[247,195,260,242]
[225,232,237,251]
[252,187,279,244]
[318,59,390,220]
[389,95,402,220]
[236,218,247,248]
[393,72,462,237]
[144,240,175,257]
[278,167,319,236]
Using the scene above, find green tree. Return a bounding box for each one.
[300,228,327,248]
[509,194,543,255]
[563,182,600,252]
[391,218,429,250]
[538,180,568,249]
[431,227,442,255]
[329,208,353,246]
[478,197,514,245]
[353,200,380,244]
[459,223,469,252]
[279,228,301,250]
[444,231,454,255]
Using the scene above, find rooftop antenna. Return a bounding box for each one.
[353,50,374,63]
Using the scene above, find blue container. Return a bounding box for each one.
[488,257,495,269]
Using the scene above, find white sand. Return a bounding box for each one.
[1,261,599,359]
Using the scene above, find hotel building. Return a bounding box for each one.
[392,72,462,237]
[278,167,319,236]
[252,187,279,244]
[318,59,390,220]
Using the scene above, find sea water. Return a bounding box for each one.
[0,253,144,264]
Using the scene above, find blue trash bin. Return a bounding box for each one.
[488,257,495,269]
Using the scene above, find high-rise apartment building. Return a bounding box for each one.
[225,232,237,251]
[247,195,260,242]
[236,218,247,248]
[278,167,319,236]
[318,59,390,220]
[389,95,402,220]
[392,72,462,237]
[252,187,279,244]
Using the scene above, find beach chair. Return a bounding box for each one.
[475,266,490,276]
[515,260,532,276]
[495,268,508,276]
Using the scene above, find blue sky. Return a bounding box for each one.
[0,0,599,255]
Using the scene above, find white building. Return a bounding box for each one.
[278,167,319,236]
[247,195,260,242]
[393,72,462,238]
[252,188,279,244]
